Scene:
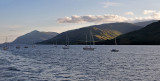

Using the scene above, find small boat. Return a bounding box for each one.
[83,30,95,51]
[62,45,69,49]
[24,46,28,48]
[53,41,58,47]
[32,45,36,48]
[16,46,20,49]
[3,47,8,50]
[83,46,95,50]
[111,37,119,52]
[32,41,36,48]
[62,32,69,49]
[111,49,119,52]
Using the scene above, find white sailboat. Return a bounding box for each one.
[83,30,95,51]
[111,37,119,52]
[3,37,9,50]
[31,41,35,48]
[53,40,58,47]
[62,33,69,49]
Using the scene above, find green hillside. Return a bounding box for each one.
[98,21,160,45]
[38,23,142,45]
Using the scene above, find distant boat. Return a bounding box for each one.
[3,37,9,50]
[111,37,119,52]
[3,46,8,50]
[62,45,69,49]
[83,30,95,51]
[53,40,58,47]
[32,41,36,48]
[16,46,20,49]
[62,33,69,49]
[32,45,36,48]
[24,45,28,48]
[24,41,29,48]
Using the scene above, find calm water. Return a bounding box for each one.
[1,45,160,81]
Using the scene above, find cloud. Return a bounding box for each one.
[143,10,160,20]
[57,15,85,23]
[144,10,156,15]
[151,11,160,19]
[125,12,134,16]
[57,14,128,24]
[57,10,160,24]
[102,2,120,8]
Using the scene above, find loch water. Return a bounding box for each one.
[1,45,160,81]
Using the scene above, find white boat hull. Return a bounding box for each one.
[83,47,95,51]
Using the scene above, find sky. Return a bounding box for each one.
[0,0,160,43]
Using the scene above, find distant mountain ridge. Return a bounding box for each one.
[98,21,160,45]
[134,20,158,27]
[39,22,143,45]
[12,30,58,44]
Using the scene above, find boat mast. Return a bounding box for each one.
[86,35,87,45]
[65,32,69,45]
[65,32,67,45]
[91,31,95,45]
[115,37,117,45]
[89,30,92,47]
[68,36,69,45]
[5,37,8,47]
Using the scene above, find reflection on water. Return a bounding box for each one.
[1,45,160,81]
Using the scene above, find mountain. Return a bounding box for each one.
[134,20,158,27]
[98,21,160,45]
[12,30,58,44]
[39,23,142,45]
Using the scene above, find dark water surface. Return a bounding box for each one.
[1,45,160,81]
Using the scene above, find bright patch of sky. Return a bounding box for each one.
[0,0,160,43]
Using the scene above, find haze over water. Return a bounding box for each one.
[1,45,160,81]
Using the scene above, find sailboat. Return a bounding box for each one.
[83,30,95,51]
[32,41,36,48]
[24,41,28,48]
[3,37,9,50]
[62,33,69,49]
[111,37,119,52]
[53,41,58,47]
[15,40,20,49]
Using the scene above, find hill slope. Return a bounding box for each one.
[12,30,58,44]
[39,23,142,45]
[99,21,160,45]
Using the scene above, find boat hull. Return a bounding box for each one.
[16,46,20,49]
[83,47,95,51]
[3,47,8,50]
[111,49,119,52]
[62,46,69,49]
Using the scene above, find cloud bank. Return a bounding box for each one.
[143,10,160,20]
[143,10,156,15]
[57,15,128,24]
[57,10,160,24]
